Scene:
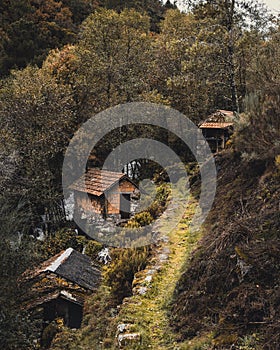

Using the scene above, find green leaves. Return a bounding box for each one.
[77,8,153,109]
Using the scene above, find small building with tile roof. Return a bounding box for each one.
[199,110,235,153]
[21,248,101,329]
[69,168,139,221]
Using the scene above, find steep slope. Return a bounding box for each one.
[49,151,280,350]
[171,151,280,349]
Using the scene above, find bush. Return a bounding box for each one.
[127,211,153,227]
[125,183,170,227]
[84,240,103,261]
[234,90,280,161]
[104,247,151,304]
[40,228,86,258]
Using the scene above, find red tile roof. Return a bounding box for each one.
[69,168,132,196]
[199,122,234,129]
[199,110,235,128]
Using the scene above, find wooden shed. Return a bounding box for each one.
[70,169,139,221]
[199,110,235,153]
[21,248,101,329]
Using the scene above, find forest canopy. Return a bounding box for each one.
[0,1,279,349]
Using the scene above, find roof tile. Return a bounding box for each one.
[69,169,127,196]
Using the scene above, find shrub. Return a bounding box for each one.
[128,211,153,227]
[84,240,103,261]
[234,90,280,161]
[104,247,151,304]
[40,228,86,258]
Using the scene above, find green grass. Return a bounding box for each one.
[113,197,204,349]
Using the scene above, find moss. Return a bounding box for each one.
[274,155,280,170]
[213,333,238,346]
[106,197,201,349]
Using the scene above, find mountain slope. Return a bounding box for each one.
[171,151,280,349]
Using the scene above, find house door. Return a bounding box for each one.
[120,194,131,219]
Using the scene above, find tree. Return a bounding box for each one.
[235,25,280,160]
[42,44,79,86]
[0,0,96,76]
[152,1,272,124]
[0,65,77,233]
[182,0,272,112]
[0,235,42,350]
[77,8,153,110]
[101,0,171,31]
[61,0,99,25]
[72,9,174,168]
[152,9,213,122]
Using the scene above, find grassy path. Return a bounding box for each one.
[116,198,203,349]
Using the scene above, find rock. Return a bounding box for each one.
[117,333,141,348]
[144,275,152,283]
[117,323,131,333]
[97,247,111,264]
[101,226,115,233]
[146,269,156,275]
[137,286,148,295]
[161,247,170,255]
[158,253,169,263]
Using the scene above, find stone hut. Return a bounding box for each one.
[21,248,101,329]
[69,168,139,221]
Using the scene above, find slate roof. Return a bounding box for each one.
[24,290,85,310]
[23,248,101,291]
[69,168,137,196]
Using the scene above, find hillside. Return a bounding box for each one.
[171,152,280,349]
[47,152,280,350]
[0,1,279,349]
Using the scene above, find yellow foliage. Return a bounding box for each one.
[275,155,280,170]
[213,333,238,346]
